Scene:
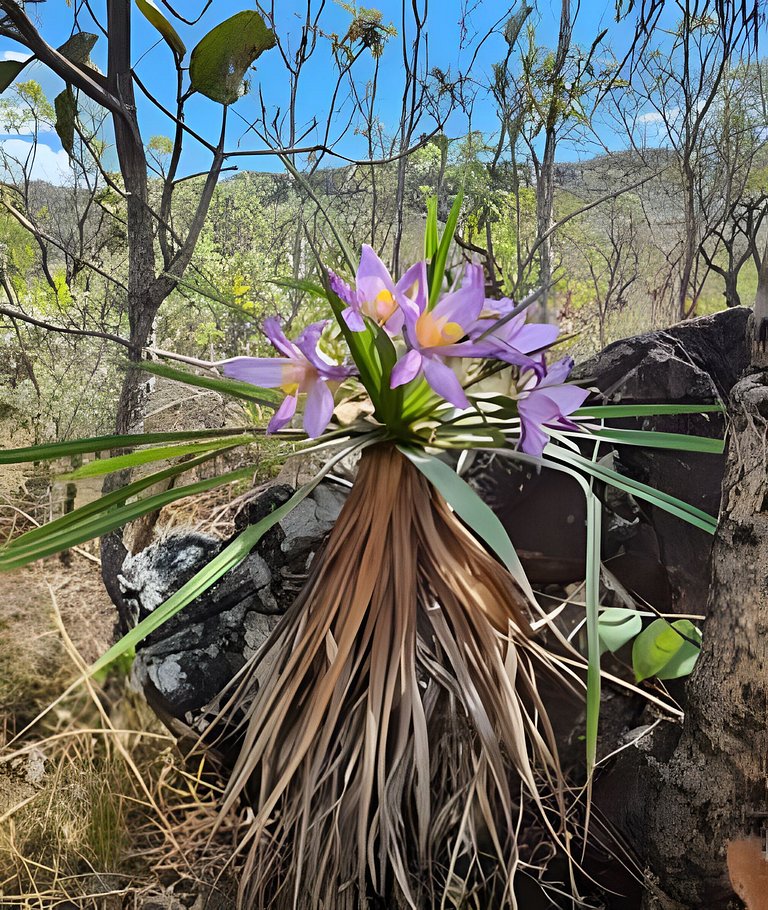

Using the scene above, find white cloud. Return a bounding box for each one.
[2,50,32,63]
[638,107,680,125]
[0,138,74,185]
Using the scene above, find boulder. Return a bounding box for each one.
[120,483,347,725]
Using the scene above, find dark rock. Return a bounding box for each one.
[122,483,347,725]
[469,307,749,612]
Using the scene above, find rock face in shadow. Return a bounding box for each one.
[469,307,749,613]
[120,484,347,724]
[125,308,748,732]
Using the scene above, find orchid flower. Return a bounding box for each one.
[328,245,425,334]
[515,356,590,456]
[221,318,354,438]
[469,298,560,374]
[389,263,486,408]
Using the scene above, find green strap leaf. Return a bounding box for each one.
[0,59,31,93]
[189,10,276,105]
[269,276,327,299]
[87,438,369,676]
[428,190,463,309]
[139,360,281,407]
[3,450,228,552]
[424,195,438,259]
[545,444,718,534]
[398,447,536,602]
[574,427,725,454]
[59,436,254,480]
[0,427,254,465]
[573,403,724,418]
[135,0,187,58]
[0,465,253,571]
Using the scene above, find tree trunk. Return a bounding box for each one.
[100,0,161,614]
[535,0,571,321]
[641,369,768,909]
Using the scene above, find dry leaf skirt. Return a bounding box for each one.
[215,443,566,909]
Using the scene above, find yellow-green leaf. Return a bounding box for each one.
[0,59,30,94]
[189,10,276,105]
[135,0,186,58]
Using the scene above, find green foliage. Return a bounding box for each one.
[598,608,642,654]
[54,87,76,156]
[632,618,702,682]
[189,11,276,104]
[0,59,29,93]
[335,2,397,58]
[135,0,186,58]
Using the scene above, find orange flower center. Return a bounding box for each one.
[415,312,463,348]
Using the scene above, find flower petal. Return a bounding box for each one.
[540,356,575,387]
[342,306,366,332]
[223,357,295,388]
[328,269,357,306]
[431,263,485,328]
[268,393,298,433]
[395,260,428,319]
[356,244,396,299]
[262,317,297,358]
[303,379,335,438]
[390,349,424,388]
[293,321,328,368]
[423,355,469,409]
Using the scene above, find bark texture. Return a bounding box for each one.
[642,370,768,909]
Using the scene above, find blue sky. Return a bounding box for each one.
[0,0,649,184]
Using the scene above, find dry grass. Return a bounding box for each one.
[0,561,242,910]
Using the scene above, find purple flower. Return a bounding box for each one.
[470,299,560,373]
[516,356,589,456]
[328,245,426,334]
[389,264,486,409]
[221,318,354,438]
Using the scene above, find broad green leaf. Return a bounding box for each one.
[0,427,253,465]
[399,447,536,603]
[428,191,463,309]
[579,427,724,454]
[0,59,31,93]
[139,360,281,407]
[87,438,369,675]
[135,0,186,58]
[573,403,724,418]
[60,436,253,480]
[655,621,702,680]
[0,465,254,571]
[424,195,438,259]
[54,87,76,156]
[57,32,98,65]
[269,276,327,298]
[632,618,702,682]
[598,607,642,654]
[189,10,276,105]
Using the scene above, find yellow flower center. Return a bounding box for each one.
[280,363,311,395]
[415,311,463,348]
[362,288,398,324]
